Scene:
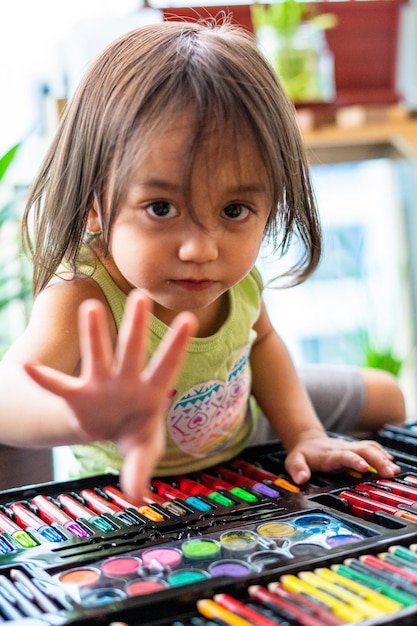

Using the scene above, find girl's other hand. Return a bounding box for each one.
[23,290,197,501]
[283,433,400,485]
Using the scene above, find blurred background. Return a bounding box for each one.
[1,0,417,424]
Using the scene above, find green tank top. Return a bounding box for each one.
[68,252,263,478]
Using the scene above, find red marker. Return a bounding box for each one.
[0,510,38,548]
[338,490,417,523]
[56,494,115,532]
[8,503,65,543]
[32,496,92,538]
[101,486,165,522]
[211,465,281,497]
[378,479,417,500]
[213,593,281,626]
[356,483,417,509]
[230,459,299,492]
[150,479,213,512]
[79,489,139,525]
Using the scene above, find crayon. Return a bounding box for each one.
[280,573,364,622]
[213,593,279,626]
[0,510,38,548]
[32,495,92,538]
[248,584,330,626]
[55,494,116,533]
[197,599,255,626]
[316,567,402,613]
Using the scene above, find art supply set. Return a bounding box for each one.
[2,441,417,624]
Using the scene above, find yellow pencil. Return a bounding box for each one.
[305,569,384,618]
[280,573,364,623]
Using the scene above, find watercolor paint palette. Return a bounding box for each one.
[0,441,416,624]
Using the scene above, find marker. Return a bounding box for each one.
[338,490,417,523]
[193,473,259,503]
[248,584,330,626]
[0,510,38,548]
[377,479,417,500]
[79,489,140,525]
[101,486,166,522]
[268,581,345,626]
[360,553,417,585]
[299,570,383,619]
[280,573,365,622]
[333,563,417,607]
[141,490,187,517]
[174,476,237,506]
[32,495,92,538]
[210,466,281,498]
[197,598,255,626]
[213,593,279,626]
[8,502,66,543]
[56,493,116,532]
[355,483,417,509]
[315,567,402,613]
[230,459,299,492]
[403,475,417,487]
[151,480,214,512]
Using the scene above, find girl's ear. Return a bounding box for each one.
[86,204,102,235]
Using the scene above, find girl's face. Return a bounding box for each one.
[93,112,272,332]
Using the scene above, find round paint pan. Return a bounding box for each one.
[181,538,221,562]
[167,568,209,587]
[208,559,252,578]
[101,555,142,579]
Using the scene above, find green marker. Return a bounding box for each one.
[208,492,234,507]
[229,487,258,502]
[335,564,417,607]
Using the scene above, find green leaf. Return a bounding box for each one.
[0,143,20,184]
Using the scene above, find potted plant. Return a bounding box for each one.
[251,0,336,102]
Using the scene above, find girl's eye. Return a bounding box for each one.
[222,204,251,221]
[146,201,178,219]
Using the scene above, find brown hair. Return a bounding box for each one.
[22,19,321,296]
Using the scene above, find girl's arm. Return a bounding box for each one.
[0,281,196,498]
[250,301,399,483]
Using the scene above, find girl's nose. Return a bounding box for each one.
[178,225,219,263]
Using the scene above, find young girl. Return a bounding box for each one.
[0,20,400,500]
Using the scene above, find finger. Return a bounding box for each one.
[78,299,114,379]
[284,451,311,485]
[115,290,150,378]
[23,361,80,397]
[146,312,197,391]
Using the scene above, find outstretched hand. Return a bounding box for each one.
[284,432,400,485]
[23,290,197,500]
